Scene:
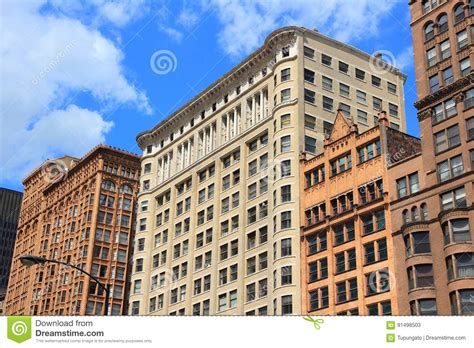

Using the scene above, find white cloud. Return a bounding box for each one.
[394,46,414,71]
[0,0,150,183]
[207,0,400,56]
[177,7,199,29]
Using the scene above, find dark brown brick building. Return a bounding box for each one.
[386,0,473,315]
[4,145,140,315]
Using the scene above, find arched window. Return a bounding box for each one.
[101,180,116,192]
[424,22,435,41]
[403,209,410,224]
[411,206,419,222]
[437,13,448,33]
[119,184,133,194]
[454,3,465,23]
[420,203,428,221]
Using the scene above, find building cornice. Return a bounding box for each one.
[415,72,473,116]
[136,26,407,148]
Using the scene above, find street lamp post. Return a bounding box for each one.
[20,255,110,316]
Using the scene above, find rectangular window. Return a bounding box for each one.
[305,136,316,154]
[322,76,333,90]
[281,68,290,82]
[304,46,315,59]
[304,89,316,104]
[339,83,350,98]
[305,114,316,130]
[339,61,349,74]
[355,68,365,80]
[321,54,332,66]
[304,68,315,83]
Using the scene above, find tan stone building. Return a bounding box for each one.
[385,0,474,315]
[5,145,140,315]
[130,26,407,315]
[300,111,421,315]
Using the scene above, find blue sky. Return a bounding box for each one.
[0,0,417,191]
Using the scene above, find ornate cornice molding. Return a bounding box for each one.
[415,72,473,116]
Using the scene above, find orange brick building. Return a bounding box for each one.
[300,111,421,315]
[4,145,140,315]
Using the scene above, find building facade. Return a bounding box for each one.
[385,0,474,315]
[300,111,421,315]
[4,145,140,315]
[130,26,407,316]
[0,188,23,314]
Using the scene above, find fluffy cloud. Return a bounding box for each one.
[206,0,399,56]
[0,0,150,183]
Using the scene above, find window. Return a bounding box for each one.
[281,266,292,285]
[372,75,381,88]
[248,160,257,176]
[322,76,333,90]
[339,83,350,98]
[454,4,465,23]
[411,299,437,315]
[307,230,327,255]
[281,68,290,82]
[424,22,434,41]
[366,269,390,295]
[321,54,332,66]
[465,88,474,109]
[281,185,291,203]
[281,238,292,257]
[281,295,293,315]
[437,155,464,182]
[323,121,332,137]
[432,99,457,123]
[304,68,315,83]
[339,61,349,74]
[443,218,471,244]
[446,253,474,280]
[450,289,474,315]
[322,96,333,111]
[280,114,291,128]
[281,88,291,102]
[438,13,448,32]
[408,264,434,290]
[460,57,471,77]
[434,125,460,153]
[429,74,439,93]
[426,47,437,67]
[305,114,316,130]
[357,110,368,124]
[443,67,454,86]
[440,187,467,210]
[356,90,367,104]
[281,135,291,152]
[355,68,365,80]
[305,136,316,154]
[330,153,352,176]
[440,39,451,60]
[467,118,474,140]
[281,211,291,229]
[339,103,350,117]
[373,96,382,111]
[308,287,328,311]
[304,88,316,104]
[304,46,315,59]
[457,29,468,50]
